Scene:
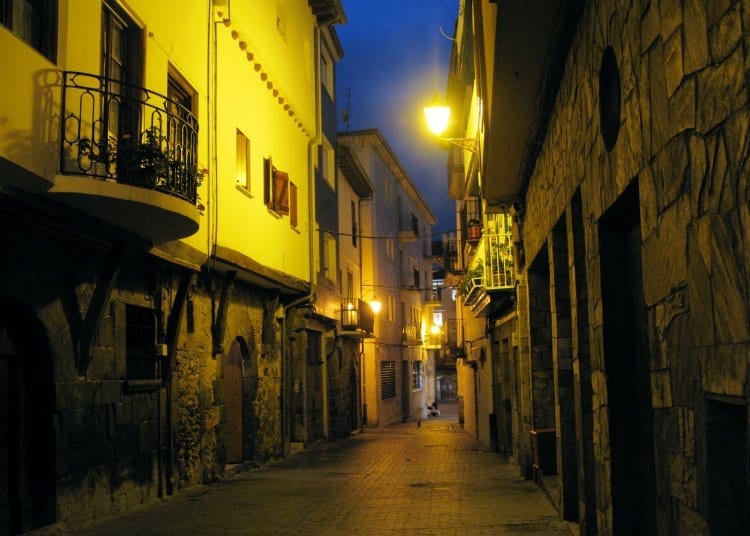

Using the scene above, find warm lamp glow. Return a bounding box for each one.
[369,300,382,315]
[430,325,441,335]
[424,104,451,136]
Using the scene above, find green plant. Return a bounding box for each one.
[458,264,483,296]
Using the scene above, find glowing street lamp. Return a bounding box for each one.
[424,104,451,136]
[369,299,382,315]
[423,97,479,154]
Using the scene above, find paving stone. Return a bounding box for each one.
[31,407,571,536]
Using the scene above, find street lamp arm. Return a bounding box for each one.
[436,137,479,154]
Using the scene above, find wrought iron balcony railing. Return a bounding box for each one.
[340,299,375,337]
[442,239,463,273]
[459,231,515,312]
[424,287,442,303]
[60,71,200,204]
[446,318,463,350]
[401,324,421,345]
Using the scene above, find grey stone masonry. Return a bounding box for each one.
[518,0,750,533]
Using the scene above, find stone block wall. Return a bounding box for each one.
[328,338,360,440]
[518,0,750,533]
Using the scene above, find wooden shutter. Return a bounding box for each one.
[274,170,289,214]
[263,157,273,207]
[290,182,298,227]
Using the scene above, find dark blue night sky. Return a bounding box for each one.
[336,0,459,234]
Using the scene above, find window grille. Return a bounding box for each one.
[125,304,158,380]
[380,360,396,400]
[412,361,423,390]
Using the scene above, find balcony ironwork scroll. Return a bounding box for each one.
[60,71,200,204]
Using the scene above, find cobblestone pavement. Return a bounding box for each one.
[37,412,571,535]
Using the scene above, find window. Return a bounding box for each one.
[125,304,158,380]
[264,157,289,214]
[323,232,337,281]
[289,181,298,227]
[346,269,354,300]
[321,45,334,97]
[236,130,250,189]
[1,0,57,61]
[102,2,142,144]
[412,361,423,391]
[383,177,392,205]
[380,360,396,400]
[385,238,393,260]
[387,295,395,322]
[351,200,357,247]
[167,73,196,186]
[321,139,335,188]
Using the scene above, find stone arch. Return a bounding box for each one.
[0,296,57,533]
[225,334,259,463]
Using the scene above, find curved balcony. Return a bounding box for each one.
[52,71,201,244]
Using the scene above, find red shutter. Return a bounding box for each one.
[274,170,289,214]
[290,182,298,227]
[263,157,273,207]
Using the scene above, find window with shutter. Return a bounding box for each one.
[263,157,273,207]
[274,170,289,214]
[290,182,298,227]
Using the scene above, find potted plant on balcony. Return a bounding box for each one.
[458,264,483,298]
[128,126,170,186]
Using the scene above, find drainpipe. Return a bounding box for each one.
[357,197,370,429]
[280,22,322,456]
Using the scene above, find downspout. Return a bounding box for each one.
[357,197,370,428]
[280,21,322,456]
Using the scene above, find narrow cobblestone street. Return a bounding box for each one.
[37,407,570,535]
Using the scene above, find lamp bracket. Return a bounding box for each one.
[438,137,479,154]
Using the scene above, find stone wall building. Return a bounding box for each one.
[0,0,346,533]
[446,0,749,534]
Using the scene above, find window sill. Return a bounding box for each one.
[235,184,253,199]
[266,207,282,219]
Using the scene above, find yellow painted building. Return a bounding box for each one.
[0,0,345,531]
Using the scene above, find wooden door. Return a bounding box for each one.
[225,341,243,463]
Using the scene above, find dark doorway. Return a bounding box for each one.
[599,182,656,535]
[528,247,555,432]
[570,190,597,535]
[225,339,245,463]
[706,397,749,534]
[305,330,325,444]
[550,215,579,521]
[0,299,57,534]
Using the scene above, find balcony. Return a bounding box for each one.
[459,231,515,315]
[340,299,375,338]
[399,213,419,242]
[401,324,421,346]
[443,239,462,273]
[424,287,442,304]
[446,318,463,352]
[52,71,201,244]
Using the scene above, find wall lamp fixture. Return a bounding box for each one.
[423,100,479,154]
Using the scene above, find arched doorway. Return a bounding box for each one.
[1,298,56,534]
[225,336,258,463]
